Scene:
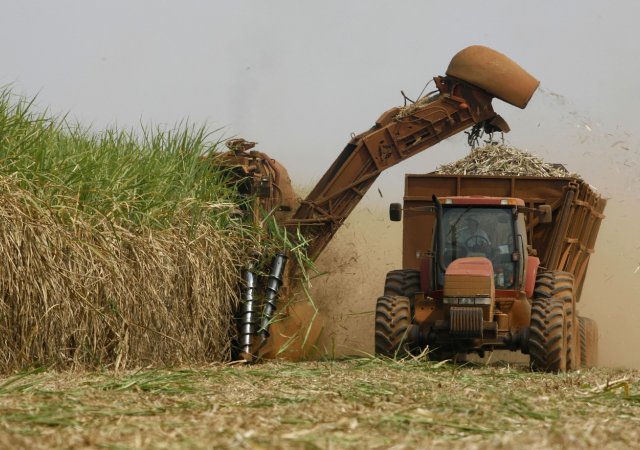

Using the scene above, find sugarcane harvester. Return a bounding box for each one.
[225,46,540,362]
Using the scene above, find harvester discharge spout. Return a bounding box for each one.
[446,45,539,109]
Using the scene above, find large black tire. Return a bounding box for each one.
[556,273,578,371]
[383,269,421,299]
[566,302,578,371]
[579,316,598,368]
[529,271,574,372]
[375,295,412,358]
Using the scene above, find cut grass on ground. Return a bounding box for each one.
[0,358,638,449]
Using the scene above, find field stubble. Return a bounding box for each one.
[0,359,638,449]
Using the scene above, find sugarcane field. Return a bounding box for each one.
[1,3,640,450]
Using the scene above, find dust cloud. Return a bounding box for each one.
[309,198,640,369]
[310,208,401,358]
[578,196,640,368]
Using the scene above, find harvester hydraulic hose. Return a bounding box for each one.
[239,266,259,358]
[259,253,288,339]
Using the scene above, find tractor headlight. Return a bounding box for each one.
[443,297,492,305]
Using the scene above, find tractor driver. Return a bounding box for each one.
[458,216,491,252]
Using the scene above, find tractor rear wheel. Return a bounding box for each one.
[375,295,412,358]
[558,274,578,371]
[529,271,574,372]
[579,316,598,368]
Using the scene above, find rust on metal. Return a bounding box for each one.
[206,139,298,234]
[447,45,539,109]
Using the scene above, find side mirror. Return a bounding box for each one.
[538,204,552,224]
[389,203,402,221]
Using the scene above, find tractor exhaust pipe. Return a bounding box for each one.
[259,253,288,339]
[433,195,447,273]
[239,265,259,361]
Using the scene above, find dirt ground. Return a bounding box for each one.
[310,198,640,369]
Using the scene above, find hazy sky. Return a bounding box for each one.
[1,1,638,202]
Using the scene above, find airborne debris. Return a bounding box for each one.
[395,94,438,118]
[435,143,580,178]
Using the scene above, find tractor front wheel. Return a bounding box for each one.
[374,295,412,358]
[383,269,421,304]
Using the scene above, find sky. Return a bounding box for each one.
[1,0,639,202]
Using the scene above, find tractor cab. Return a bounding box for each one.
[434,196,527,291]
